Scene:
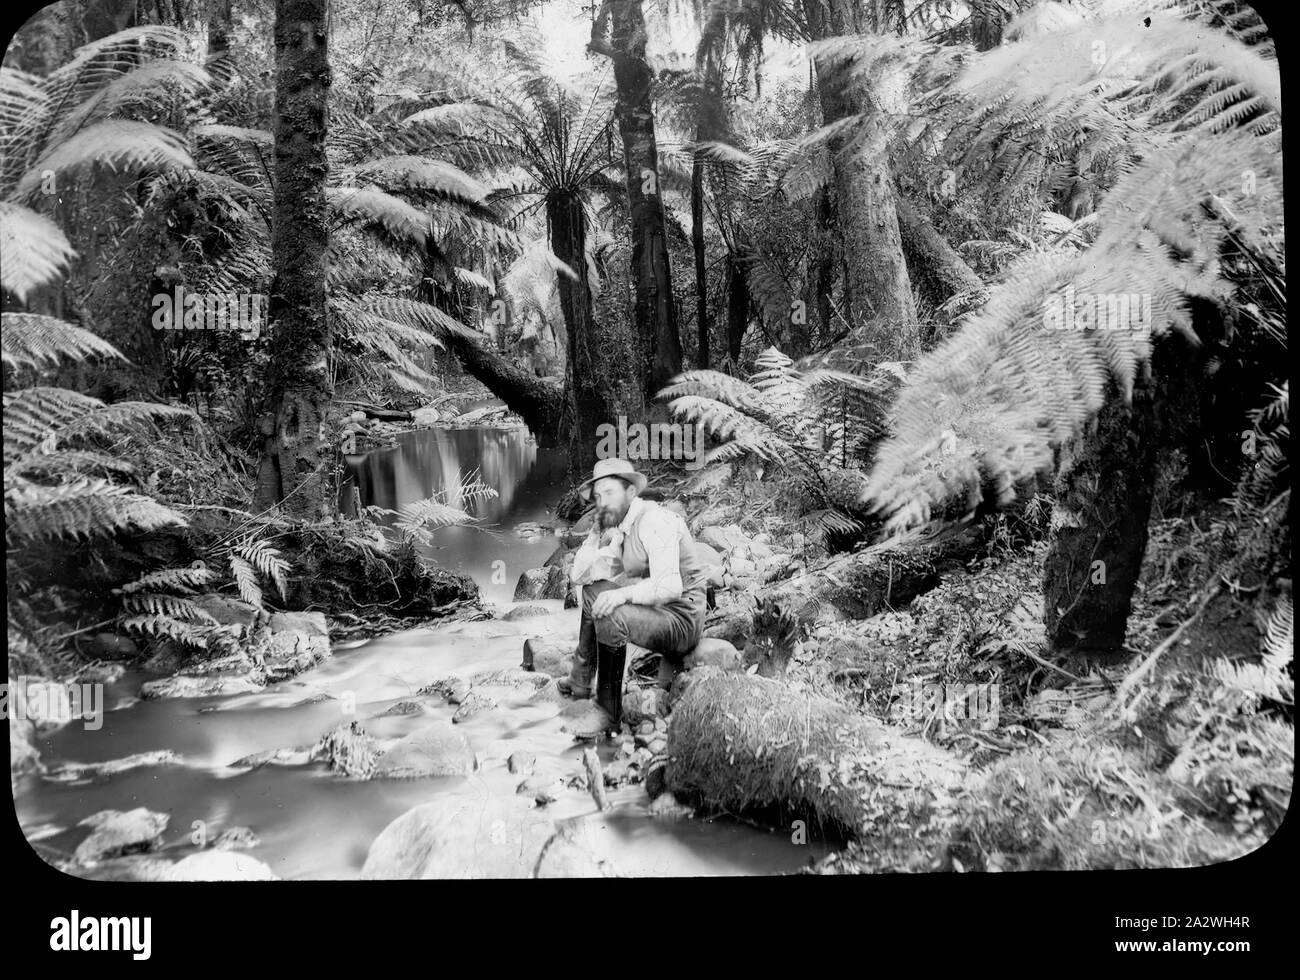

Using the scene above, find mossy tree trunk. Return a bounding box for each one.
[806,0,918,360]
[254,0,333,520]
[547,190,622,470]
[592,0,683,396]
[1044,320,1207,661]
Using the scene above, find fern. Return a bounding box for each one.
[232,538,290,602]
[860,7,1282,532]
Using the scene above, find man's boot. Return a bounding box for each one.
[656,652,680,691]
[594,641,628,730]
[556,613,596,698]
[559,641,625,739]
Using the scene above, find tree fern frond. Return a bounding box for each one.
[4,478,187,544]
[0,203,77,300]
[0,312,122,370]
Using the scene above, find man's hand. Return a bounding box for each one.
[590,588,629,619]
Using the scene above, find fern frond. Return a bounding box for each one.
[1,313,123,370]
[0,203,77,300]
[119,566,216,595]
[4,478,187,544]
[229,555,264,610]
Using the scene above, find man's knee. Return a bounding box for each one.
[594,607,631,646]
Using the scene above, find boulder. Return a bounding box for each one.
[86,632,140,660]
[74,808,169,864]
[692,541,726,587]
[682,637,743,672]
[514,566,568,602]
[195,595,261,630]
[521,638,574,677]
[507,751,536,776]
[452,690,497,723]
[140,674,263,699]
[698,524,748,554]
[256,628,330,682]
[361,793,554,878]
[311,721,379,777]
[534,823,617,878]
[163,851,278,881]
[373,725,475,778]
[267,610,328,637]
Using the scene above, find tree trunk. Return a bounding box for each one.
[895,195,983,343]
[442,333,564,447]
[253,0,333,520]
[971,1,1009,51]
[807,0,919,360]
[692,147,709,368]
[592,0,682,396]
[725,253,749,363]
[546,191,621,470]
[1043,324,1205,661]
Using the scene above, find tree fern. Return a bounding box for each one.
[859,5,1282,532]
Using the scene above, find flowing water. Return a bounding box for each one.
[14,414,837,878]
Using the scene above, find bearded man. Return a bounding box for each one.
[553,458,710,736]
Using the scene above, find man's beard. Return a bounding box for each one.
[597,501,629,529]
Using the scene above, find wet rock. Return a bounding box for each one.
[9,714,42,779]
[267,611,328,637]
[507,751,536,776]
[214,826,260,851]
[452,690,497,723]
[195,594,261,630]
[514,565,568,602]
[421,675,472,704]
[74,807,169,864]
[229,746,313,769]
[86,632,139,660]
[376,699,424,717]
[648,792,693,820]
[502,604,550,621]
[534,824,617,878]
[140,674,263,699]
[163,851,278,881]
[45,750,180,783]
[256,629,330,683]
[520,638,574,678]
[311,721,379,778]
[373,725,475,778]
[361,793,554,879]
